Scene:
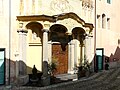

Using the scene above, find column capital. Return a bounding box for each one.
[17,29,28,33]
[42,29,49,32]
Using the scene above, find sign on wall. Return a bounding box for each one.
[0,49,5,85]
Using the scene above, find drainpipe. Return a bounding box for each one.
[94,0,97,72]
[8,0,11,85]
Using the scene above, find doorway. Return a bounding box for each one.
[96,48,104,71]
[52,44,68,74]
[0,48,5,85]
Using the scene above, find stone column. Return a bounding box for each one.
[74,40,78,66]
[48,41,52,63]
[42,29,49,62]
[17,29,28,75]
[68,41,75,74]
[80,43,85,66]
[84,37,87,63]
[80,45,83,65]
[41,27,50,86]
[85,34,92,63]
[82,46,85,64]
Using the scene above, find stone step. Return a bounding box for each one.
[55,74,77,81]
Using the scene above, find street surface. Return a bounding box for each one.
[1,68,120,90]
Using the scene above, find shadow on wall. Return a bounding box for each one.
[109,46,120,62]
[91,46,120,72]
[103,46,120,70]
[5,59,41,84]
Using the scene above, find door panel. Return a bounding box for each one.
[0,49,5,85]
[96,49,104,71]
[52,44,68,74]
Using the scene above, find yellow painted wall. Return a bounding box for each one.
[27,45,42,74]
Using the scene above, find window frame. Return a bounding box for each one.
[107,0,111,4]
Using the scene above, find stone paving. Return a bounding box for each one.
[1,68,120,90]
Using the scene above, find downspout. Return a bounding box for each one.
[8,0,11,85]
[94,0,97,72]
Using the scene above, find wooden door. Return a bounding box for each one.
[52,44,68,74]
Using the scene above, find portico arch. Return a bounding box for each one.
[49,24,69,74]
[26,22,43,73]
[72,27,86,66]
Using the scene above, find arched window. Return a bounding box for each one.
[102,14,106,29]
[97,15,101,28]
[107,18,110,29]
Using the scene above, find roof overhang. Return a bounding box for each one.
[17,12,94,31]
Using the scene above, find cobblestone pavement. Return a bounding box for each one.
[1,68,120,90]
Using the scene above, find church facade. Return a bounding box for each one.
[1,0,120,85]
[16,0,94,83]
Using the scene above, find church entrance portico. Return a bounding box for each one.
[16,12,94,76]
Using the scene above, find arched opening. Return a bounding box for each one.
[26,22,43,43]
[50,24,69,74]
[26,22,43,74]
[72,27,86,45]
[102,14,106,29]
[50,24,68,51]
[72,27,86,66]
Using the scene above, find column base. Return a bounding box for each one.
[41,75,50,86]
[68,70,77,74]
[17,75,29,85]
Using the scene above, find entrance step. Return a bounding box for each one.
[55,74,77,81]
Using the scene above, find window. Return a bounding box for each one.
[107,18,110,29]
[118,39,120,45]
[97,15,101,28]
[107,0,111,4]
[102,14,106,29]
